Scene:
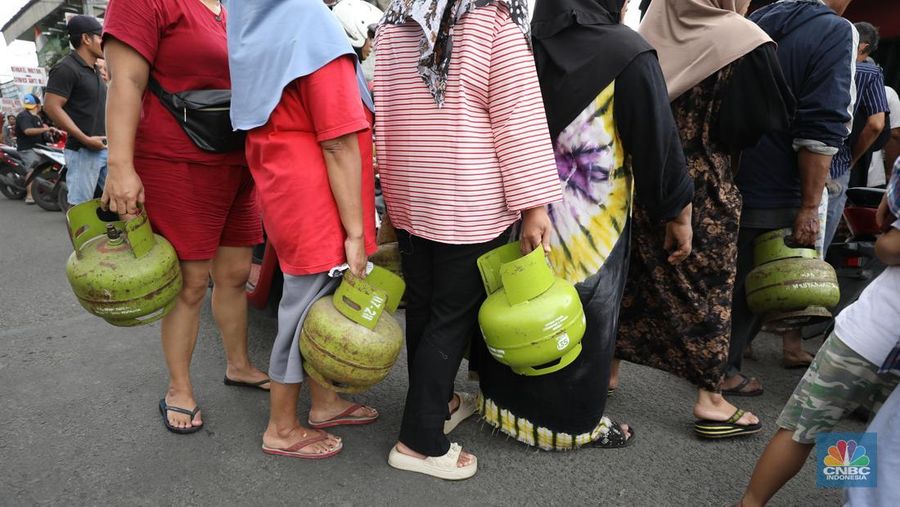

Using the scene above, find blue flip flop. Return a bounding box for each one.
[158,398,203,435]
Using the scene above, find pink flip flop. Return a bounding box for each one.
[308,404,378,429]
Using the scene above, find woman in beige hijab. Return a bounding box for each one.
[614,0,795,438]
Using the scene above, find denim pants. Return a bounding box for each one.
[64,147,108,205]
[823,170,852,250]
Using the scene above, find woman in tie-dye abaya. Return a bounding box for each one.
[472,0,694,450]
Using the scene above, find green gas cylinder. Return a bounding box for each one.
[65,199,182,327]
[477,243,586,376]
[300,266,406,393]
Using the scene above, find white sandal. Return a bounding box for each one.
[444,392,476,434]
[387,443,477,480]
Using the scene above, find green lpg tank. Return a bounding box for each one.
[65,199,182,327]
[477,243,586,376]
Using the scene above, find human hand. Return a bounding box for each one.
[101,162,144,216]
[664,203,693,265]
[791,206,820,247]
[344,236,368,278]
[520,206,552,255]
[82,136,107,151]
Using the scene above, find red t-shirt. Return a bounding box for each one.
[245,56,377,276]
[103,0,244,166]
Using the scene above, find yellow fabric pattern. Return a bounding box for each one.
[547,82,633,284]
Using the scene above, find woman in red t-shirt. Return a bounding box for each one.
[101,0,268,434]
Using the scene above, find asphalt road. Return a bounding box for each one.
[0,197,862,506]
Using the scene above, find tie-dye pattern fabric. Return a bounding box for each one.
[547,82,633,284]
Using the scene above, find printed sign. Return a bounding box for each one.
[0,98,20,116]
[10,66,48,87]
[816,432,877,488]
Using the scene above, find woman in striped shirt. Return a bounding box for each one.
[376,0,561,480]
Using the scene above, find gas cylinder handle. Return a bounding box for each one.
[500,247,555,305]
[123,211,156,259]
[66,199,124,256]
[333,273,387,331]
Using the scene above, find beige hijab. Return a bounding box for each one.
[639,0,772,101]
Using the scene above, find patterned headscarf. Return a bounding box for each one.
[381,0,530,106]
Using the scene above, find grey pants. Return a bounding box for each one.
[269,272,339,384]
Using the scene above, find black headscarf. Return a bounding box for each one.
[532,0,653,138]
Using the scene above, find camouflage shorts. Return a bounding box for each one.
[777,332,899,444]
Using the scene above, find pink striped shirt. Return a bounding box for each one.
[374,3,562,244]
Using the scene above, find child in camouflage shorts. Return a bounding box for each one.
[737,163,900,507]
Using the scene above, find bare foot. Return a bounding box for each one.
[609,359,621,391]
[449,393,461,414]
[225,364,270,390]
[395,441,475,467]
[309,397,378,423]
[164,387,202,430]
[782,349,814,367]
[721,374,763,395]
[262,425,341,455]
[694,395,759,426]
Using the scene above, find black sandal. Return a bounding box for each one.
[158,398,203,434]
[589,417,635,449]
[721,374,763,397]
[694,409,762,439]
[224,376,271,391]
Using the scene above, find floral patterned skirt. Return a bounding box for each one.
[616,151,740,392]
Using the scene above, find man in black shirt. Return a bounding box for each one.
[15,95,61,204]
[44,15,108,208]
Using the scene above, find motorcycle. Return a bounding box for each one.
[29,145,68,212]
[803,186,886,340]
[0,144,26,200]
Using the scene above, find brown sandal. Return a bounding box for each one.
[261,431,342,459]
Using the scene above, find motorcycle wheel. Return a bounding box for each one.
[31,164,62,212]
[57,180,69,212]
[0,182,26,200]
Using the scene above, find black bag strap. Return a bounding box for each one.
[147,76,175,107]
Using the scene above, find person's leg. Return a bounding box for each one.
[264,273,342,453]
[395,229,433,375]
[160,260,214,429]
[609,359,621,390]
[263,381,341,454]
[94,149,108,197]
[20,150,39,202]
[63,148,96,206]
[782,328,814,367]
[395,232,509,465]
[724,226,765,392]
[822,171,852,251]
[740,429,813,507]
[210,245,269,386]
[739,333,882,505]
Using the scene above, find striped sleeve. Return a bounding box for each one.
[857,68,889,118]
[488,12,562,212]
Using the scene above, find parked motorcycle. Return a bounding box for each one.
[803,187,886,339]
[0,144,26,200]
[30,145,68,212]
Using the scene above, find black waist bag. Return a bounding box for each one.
[148,78,244,153]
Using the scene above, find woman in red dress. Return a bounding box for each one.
[102,0,268,434]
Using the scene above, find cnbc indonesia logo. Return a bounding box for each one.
[822,439,871,482]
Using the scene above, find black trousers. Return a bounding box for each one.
[396,228,511,457]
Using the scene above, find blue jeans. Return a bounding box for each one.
[823,170,851,250]
[64,148,108,206]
